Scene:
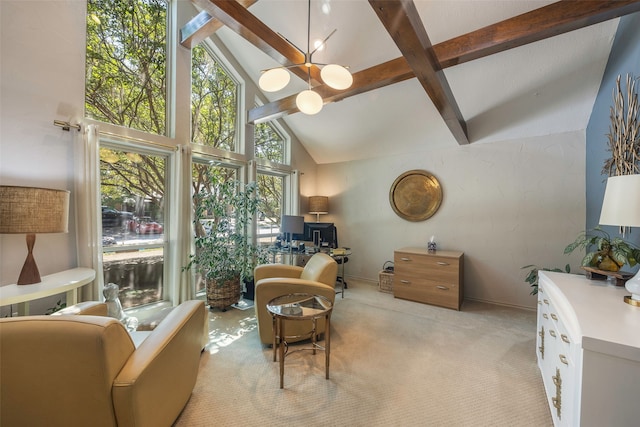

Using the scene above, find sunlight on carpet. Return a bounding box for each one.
[175,280,552,426]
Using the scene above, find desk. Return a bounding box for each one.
[0,268,96,315]
[267,293,333,389]
[267,247,352,298]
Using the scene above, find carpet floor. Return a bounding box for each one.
[174,280,552,426]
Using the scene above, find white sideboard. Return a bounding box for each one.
[537,271,640,426]
[0,268,96,315]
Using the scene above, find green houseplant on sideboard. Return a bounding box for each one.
[564,226,640,272]
[186,172,267,310]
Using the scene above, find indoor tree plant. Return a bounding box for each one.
[186,171,268,310]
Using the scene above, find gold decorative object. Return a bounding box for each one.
[389,170,442,221]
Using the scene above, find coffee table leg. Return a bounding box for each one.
[279,317,285,389]
[312,318,317,355]
[272,314,277,362]
[325,314,330,379]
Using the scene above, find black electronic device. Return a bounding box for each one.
[304,222,337,248]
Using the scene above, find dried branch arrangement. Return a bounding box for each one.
[603,74,640,177]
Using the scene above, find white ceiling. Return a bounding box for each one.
[212,0,619,164]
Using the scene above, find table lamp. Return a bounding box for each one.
[309,196,328,222]
[599,174,640,306]
[0,185,70,285]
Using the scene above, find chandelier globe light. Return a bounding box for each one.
[258,0,352,115]
[296,90,324,115]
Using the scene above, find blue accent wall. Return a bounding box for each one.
[586,13,640,249]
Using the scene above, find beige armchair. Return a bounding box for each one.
[0,300,206,427]
[254,252,337,345]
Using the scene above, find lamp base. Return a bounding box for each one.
[17,233,41,285]
[624,295,640,307]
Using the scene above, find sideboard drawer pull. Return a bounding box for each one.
[544,299,549,305]
[543,313,548,319]
[400,280,410,284]
[550,313,558,321]
[549,330,556,338]
[561,334,570,344]
[436,285,449,290]
[559,354,569,365]
[436,261,449,266]
[400,257,412,262]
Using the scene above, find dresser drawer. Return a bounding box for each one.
[393,274,459,309]
[395,252,459,284]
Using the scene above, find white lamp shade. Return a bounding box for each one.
[599,174,640,227]
[296,90,323,115]
[321,64,353,90]
[259,68,290,92]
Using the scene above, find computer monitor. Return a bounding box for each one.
[304,222,337,247]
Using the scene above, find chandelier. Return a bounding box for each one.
[258,0,353,115]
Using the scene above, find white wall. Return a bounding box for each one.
[0,1,86,295]
[318,131,586,309]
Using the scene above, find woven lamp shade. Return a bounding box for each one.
[0,185,70,285]
[0,186,69,233]
[309,196,329,214]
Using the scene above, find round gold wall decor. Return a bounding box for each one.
[389,170,442,221]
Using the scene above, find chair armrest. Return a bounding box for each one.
[254,263,303,282]
[52,301,108,316]
[112,300,206,427]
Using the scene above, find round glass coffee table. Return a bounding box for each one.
[266,293,333,389]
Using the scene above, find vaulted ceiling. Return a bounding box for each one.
[181,0,640,164]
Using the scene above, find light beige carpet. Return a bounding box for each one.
[174,280,552,426]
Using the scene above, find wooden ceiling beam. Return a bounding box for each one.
[433,0,640,69]
[180,0,258,49]
[191,0,322,85]
[369,0,468,145]
[249,0,640,125]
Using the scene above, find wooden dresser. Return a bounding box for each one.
[393,247,464,310]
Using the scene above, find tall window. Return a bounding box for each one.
[255,121,286,163]
[100,144,168,309]
[85,0,168,136]
[192,44,239,151]
[257,173,284,245]
[191,161,239,295]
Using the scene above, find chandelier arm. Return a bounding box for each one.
[277,32,305,56]
[310,29,337,56]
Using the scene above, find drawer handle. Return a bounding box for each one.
[550,313,558,321]
[538,301,542,305]
[400,257,412,262]
[561,334,570,344]
[543,313,548,319]
[400,280,410,284]
[559,354,568,365]
[436,285,449,290]
[549,330,556,338]
[543,299,549,305]
[436,261,449,266]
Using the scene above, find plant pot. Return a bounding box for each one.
[206,277,241,310]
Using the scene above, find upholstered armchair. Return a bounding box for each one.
[254,252,338,345]
[0,300,206,427]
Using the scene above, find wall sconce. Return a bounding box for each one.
[0,185,70,285]
[309,196,329,222]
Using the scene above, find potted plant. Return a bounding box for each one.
[186,172,267,310]
[564,226,640,272]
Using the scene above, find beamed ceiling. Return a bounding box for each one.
[181,0,640,164]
